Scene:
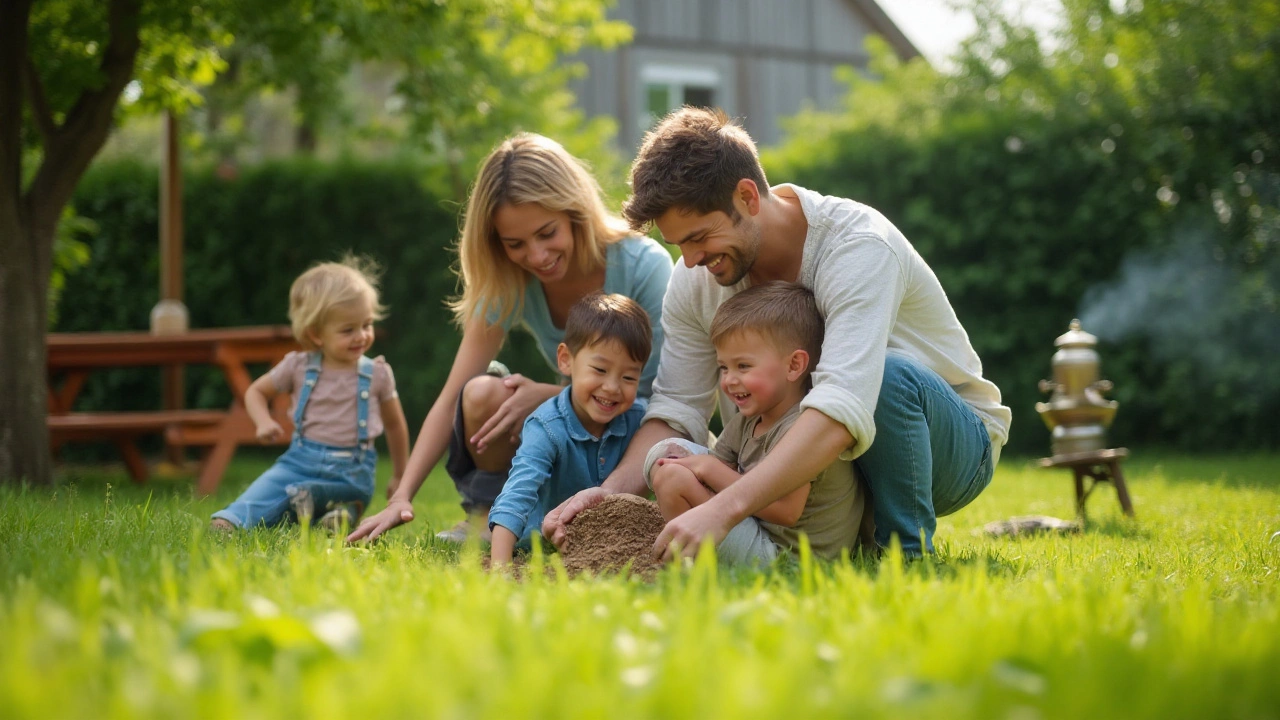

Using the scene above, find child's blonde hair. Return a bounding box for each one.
[449,133,629,328]
[289,254,387,350]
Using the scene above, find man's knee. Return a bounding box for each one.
[461,374,510,421]
[877,353,932,409]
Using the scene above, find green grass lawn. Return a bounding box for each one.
[2,452,1278,719]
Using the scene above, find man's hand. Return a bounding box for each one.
[541,486,615,550]
[652,499,735,562]
[346,499,414,543]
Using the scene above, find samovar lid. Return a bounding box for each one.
[1054,319,1097,348]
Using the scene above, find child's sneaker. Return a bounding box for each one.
[317,506,355,534]
[288,487,316,523]
[435,516,492,544]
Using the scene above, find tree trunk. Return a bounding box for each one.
[0,0,141,485]
[0,202,53,486]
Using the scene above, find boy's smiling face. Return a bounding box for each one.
[556,338,644,437]
[715,329,808,425]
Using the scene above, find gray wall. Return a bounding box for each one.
[570,0,898,149]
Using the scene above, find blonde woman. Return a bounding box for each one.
[348,134,673,542]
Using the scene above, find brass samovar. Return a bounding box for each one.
[1036,319,1118,456]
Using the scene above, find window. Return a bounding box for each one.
[640,65,721,130]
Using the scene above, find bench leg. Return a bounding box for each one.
[1110,461,1136,517]
[197,439,235,497]
[114,439,149,484]
[1073,469,1088,521]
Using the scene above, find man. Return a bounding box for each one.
[543,108,1010,558]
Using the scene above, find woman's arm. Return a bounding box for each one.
[379,396,410,498]
[346,317,504,542]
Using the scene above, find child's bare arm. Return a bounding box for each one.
[245,374,283,442]
[754,484,809,527]
[380,397,410,498]
[672,454,809,526]
[671,454,739,493]
[490,525,518,566]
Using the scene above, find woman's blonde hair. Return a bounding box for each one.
[449,133,629,328]
[289,254,387,350]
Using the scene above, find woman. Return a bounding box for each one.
[347,134,672,542]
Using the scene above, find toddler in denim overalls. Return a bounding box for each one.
[210,257,409,532]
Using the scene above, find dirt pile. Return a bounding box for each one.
[561,494,666,578]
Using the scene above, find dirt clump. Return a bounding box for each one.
[561,494,666,579]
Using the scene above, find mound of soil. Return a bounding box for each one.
[561,494,666,579]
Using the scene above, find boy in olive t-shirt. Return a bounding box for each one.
[646,282,869,564]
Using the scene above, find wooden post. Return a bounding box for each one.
[157,110,188,466]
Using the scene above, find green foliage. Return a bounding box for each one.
[48,206,96,329]
[58,158,551,430]
[764,1,1280,453]
[2,454,1279,717]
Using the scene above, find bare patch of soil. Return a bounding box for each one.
[561,494,666,579]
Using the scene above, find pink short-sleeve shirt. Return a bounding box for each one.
[268,351,398,447]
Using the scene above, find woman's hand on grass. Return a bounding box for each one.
[470,374,549,452]
[346,499,414,543]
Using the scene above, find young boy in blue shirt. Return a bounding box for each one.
[488,293,652,565]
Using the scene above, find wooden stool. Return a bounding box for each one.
[1037,448,1135,521]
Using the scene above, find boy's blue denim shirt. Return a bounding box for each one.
[488,385,647,547]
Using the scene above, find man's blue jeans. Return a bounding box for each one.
[854,353,995,556]
[212,436,376,528]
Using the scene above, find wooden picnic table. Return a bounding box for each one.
[46,325,299,495]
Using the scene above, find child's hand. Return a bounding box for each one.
[256,419,285,443]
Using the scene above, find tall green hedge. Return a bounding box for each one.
[59,158,551,437]
[764,1,1280,455]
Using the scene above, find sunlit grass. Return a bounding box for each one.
[2,453,1278,719]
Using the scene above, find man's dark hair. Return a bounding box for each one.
[622,107,770,232]
[563,292,652,363]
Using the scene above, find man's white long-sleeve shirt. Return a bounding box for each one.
[643,184,1011,461]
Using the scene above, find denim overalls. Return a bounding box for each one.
[211,353,378,528]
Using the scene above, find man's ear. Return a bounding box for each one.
[556,343,573,377]
[735,178,762,217]
[786,349,811,382]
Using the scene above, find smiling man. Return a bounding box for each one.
[542,108,1011,559]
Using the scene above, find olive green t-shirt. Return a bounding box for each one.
[713,403,866,559]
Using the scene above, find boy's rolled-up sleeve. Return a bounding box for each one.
[488,418,558,540]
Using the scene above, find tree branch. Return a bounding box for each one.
[23,57,56,145]
[24,0,141,254]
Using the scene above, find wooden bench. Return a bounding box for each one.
[48,410,228,483]
[47,326,298,495]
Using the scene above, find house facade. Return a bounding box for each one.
[571,0,921,149]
